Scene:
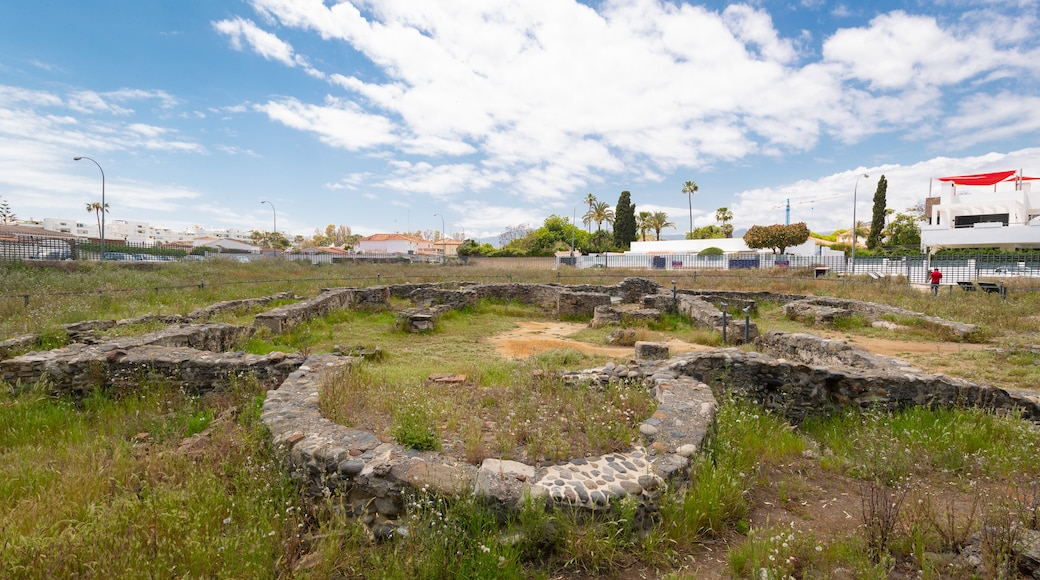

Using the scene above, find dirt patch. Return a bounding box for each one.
[489,320,713,359]
[489,320,990,362]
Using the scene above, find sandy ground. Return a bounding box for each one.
[488,320,988,360]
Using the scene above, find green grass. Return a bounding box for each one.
[7,260,1040,576]
[0,376,308,578]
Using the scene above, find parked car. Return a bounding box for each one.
[33,248,71,260]
[993,266,1035,276]
[102,252,134,261]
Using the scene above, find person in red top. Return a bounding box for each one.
[929,268,943,295]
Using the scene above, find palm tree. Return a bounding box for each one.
[588,201,614,250]
[682,180,698,236]
[583,193,596,233]
[85,201,109,241]
[648,211,675,241]
[635,211,652,241]
[715,207,734,238]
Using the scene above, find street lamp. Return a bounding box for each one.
[261,200,276,250]
[73,156,105,259]
[433,212,445,255]
[850,173,870,275]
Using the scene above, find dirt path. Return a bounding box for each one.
[489,320,989,360]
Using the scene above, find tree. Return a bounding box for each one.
[883,210,924,247]
[0,197,15,224]
[499,224,532,247]
[867,175,889,250]
[501,215,590,256]
[682,180,698,236]
[687,225,726,239]
[635,211,652,241]
[715,207,734,238]
[647,211,674,241]
[743,222,811,254]
[587,201,614,250]
[457,239,494,256]
[583,193,596,233]
[612,190,637,250]
[85,201,109,239]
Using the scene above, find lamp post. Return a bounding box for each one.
[434,212,445,255]
[849,173,870,275]
[261,200,276,250]
[73,156,105,259]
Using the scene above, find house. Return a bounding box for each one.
[920,170,1040,252]
[433,237,463,257]
[357,233,424,255]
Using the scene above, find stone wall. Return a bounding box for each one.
[254,287,390,333]
[263,353,709,525]
[557,291,611,318]
[669,346,1040,424]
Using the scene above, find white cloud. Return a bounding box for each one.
[231,0,1040,206]
[254,97,398,150]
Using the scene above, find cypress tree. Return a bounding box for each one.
[613,190,637,250]
[867,175,888,250]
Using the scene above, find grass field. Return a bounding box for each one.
[3,259,1040,578]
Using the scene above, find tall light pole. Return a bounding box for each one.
[261,200,276,250]
[73,156,105,259]
[433,212,445,255]
[850,173,870,275]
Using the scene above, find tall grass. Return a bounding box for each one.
[0,376,308,578]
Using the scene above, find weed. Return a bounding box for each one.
[391,402,441,451]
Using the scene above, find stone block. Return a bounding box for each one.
[635,341,670,360]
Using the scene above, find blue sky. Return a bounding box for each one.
[2,0,1039,242]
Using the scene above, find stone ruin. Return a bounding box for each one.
[5,277,1035,543]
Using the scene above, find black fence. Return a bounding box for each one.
[6,233,1040,288]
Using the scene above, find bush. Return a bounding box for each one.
[699,247,724,256]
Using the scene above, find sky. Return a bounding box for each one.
[1,0,1039,243]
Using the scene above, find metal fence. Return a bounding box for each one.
[555,252,1040,285]
[6,233,1040,287]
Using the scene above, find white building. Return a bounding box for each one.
[630,236,832,256]
[920,170,1040,252]
[357,233,424,254]
[39,218,252,245]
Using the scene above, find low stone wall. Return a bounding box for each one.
[781,296,980,339]
[670,294,760,344]
[254,287,390,333]
[2,342,301,397]
[557,291,611,318]
[669,348,1040,424]
[264,352,712,526]
[0,323,269,395]
[755,330,917,372]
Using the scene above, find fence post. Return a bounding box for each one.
[23,294,29,307]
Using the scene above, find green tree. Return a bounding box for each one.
[867,175,888,250]
[583,193,596,233]
[587,201,614,251]
[743,222,810,254]
[647,211,674,241]
[612,190,637,250]
[635,211,652,241]
[715,207,734,238]
[457,239,494,256]
[85,201,109,239]
[0,197,16,224]
[686,225,726,240]
[682,180,698,236]
[883,210,923,247]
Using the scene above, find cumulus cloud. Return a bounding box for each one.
[218,0,1037,207]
